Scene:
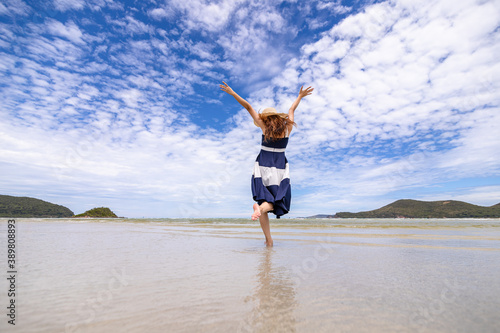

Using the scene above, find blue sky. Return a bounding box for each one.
[1,0,499,218]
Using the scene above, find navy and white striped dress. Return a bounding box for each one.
[251,133,291,218]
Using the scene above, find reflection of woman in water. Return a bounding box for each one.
[220,82,313,246]
[240,249,297,332]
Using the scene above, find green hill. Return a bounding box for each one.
[334,199,500,218]
[0,195,74,218]
[306,214,336,218]
[74,207,118,218]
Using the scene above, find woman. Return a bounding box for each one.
[220,81,314,246]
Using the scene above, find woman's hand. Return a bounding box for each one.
[298,85,314,98]
[220,81,235,95]
[220,81,257,120]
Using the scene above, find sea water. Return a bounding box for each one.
[0,218,499,332]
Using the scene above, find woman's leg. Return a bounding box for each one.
[252,202,274,247]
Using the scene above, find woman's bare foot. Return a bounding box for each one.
[265,239,273,247]
[251,203,261,220]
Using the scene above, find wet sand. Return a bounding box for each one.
[1,218,499,332]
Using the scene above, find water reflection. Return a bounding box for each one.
[240,248,297,332]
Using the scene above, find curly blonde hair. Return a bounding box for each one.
[262,115,296,142]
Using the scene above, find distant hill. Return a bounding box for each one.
[0,195,74,218]
[306,214,336,219]
[74,207,118,218]
[333,199,500,218]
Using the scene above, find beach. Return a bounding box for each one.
[1,218,499,332]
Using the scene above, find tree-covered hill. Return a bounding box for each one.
[0,195,74,218]
[74,207,118,218]
[334,199,500,218]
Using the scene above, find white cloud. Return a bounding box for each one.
[148,7,174,20]
[420,186,500,207]
[105,14,154,36]
[435,108,500,175]
[53,0,85,11]
[168,0,242,32]
[214,3,295,87]
[190,41,217,61]
[320,2,351,15]
[114,88,143,108]
[124,15,153,35]
[0,3,8,15]
[46,19,85,44]
[0,0,31,16]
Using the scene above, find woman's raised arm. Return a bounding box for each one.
[287,85,314,124]
[220,81,264,128]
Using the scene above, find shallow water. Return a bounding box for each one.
[1,218,499,332]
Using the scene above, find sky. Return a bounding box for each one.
[0,0,499,218]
